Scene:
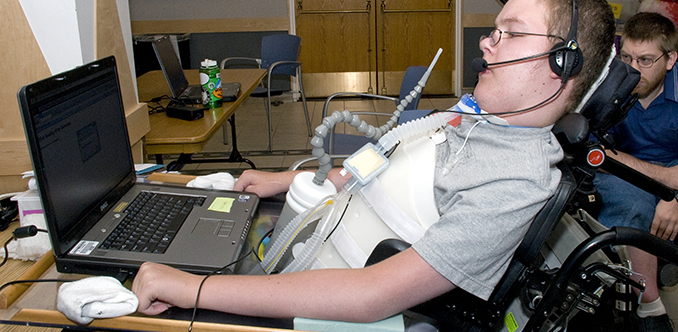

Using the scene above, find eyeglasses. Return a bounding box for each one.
[481,29,565,47]
[620,52,666,68]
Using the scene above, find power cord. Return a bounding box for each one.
[144,95,173,114]
[0,225,75,298]
[187,248,255,332]
[1,225,48,268]
[0,278,75,293]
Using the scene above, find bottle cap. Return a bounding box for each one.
[201,59,217,67]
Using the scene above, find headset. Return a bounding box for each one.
[549,0,583,82]
[470,0,583,115]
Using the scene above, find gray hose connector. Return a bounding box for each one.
[311,48,443,186]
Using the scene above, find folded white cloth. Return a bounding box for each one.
[3,213,51,261]
[186,172,236,190]
[57,276,139,324]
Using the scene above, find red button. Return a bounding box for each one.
[587,149,605,167]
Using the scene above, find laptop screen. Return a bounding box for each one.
[152,35,189,98]
[18,57,136,253]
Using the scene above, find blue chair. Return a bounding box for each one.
[221,34,312,152]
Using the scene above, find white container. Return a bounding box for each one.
[11,190,44,222]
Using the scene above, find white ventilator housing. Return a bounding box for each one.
[261,48,460,273]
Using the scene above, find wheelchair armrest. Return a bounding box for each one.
[364,239,412,267]
[552,113,589,154]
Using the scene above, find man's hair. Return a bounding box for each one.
[542,0,616,112]
[621,12,678,53]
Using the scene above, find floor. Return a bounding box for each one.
[150,93,678,328]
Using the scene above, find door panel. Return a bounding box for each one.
[378,0,454,95]
[296,0,454,97]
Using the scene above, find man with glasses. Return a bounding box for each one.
[592,11,678,332]
[132,0,617,326]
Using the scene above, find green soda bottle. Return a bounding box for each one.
[199,59,222,108]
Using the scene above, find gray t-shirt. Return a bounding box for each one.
[412,119,563,300]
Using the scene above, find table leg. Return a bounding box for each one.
[163,114,256,171]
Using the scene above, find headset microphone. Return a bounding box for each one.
[472,58,488,73]
[471,46,569,73]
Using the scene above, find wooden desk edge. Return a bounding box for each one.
[0,250,54,310]
[11,309,294,332]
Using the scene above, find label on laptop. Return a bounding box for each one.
[70,240,99,255]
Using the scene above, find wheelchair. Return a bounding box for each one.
[364,58,678,332]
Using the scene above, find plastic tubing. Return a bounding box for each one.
[374,111,452,153]
[271,112,451,273]
[310,48,443,186]
[260,195,334,274]
[281,188,351,273]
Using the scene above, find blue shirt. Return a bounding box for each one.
[607,66,678,165]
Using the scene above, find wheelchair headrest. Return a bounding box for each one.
[577,57,640,137]
[553,58,640,152]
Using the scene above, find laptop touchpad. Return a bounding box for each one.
[192,218,235,237]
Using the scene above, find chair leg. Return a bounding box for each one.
[266,91,273,152]
[298,70,312,137]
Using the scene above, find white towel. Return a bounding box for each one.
[2,213,51,261]
[57,276,138,324]
[186,172,236,190]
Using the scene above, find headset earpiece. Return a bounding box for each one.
[549,42,583,79]
[549,0,582,80]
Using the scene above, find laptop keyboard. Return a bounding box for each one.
[100,191,206,254]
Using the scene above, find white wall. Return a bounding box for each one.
[465,0,502,14]
[18,0,138,100]
[128,0,288,21]
[18,0,82,75]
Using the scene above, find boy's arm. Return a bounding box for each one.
[234,168,352,197]
[132,248,455,323]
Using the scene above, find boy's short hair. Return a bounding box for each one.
[621,12,678,53]
[542,0,616,112]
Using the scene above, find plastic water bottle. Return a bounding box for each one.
[200,59,222,108]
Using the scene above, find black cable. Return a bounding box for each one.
[0,278,76,293]
[143,95,173,114]
[0,237,14,268]
[187,248,255,332]
[0,227,48,268]
[442,83,566,117]
[324,195,352,241]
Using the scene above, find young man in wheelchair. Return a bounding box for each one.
[131,0,619,326]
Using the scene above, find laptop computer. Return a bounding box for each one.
[17,56,259,279]
[152,35,203,104]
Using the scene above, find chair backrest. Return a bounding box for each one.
[260,34,301,77]
[398,66,427,111]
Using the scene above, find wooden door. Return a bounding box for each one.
[296,0,454,97]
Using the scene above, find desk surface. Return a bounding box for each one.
[0,174,295,332]
[138,69,266,155]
